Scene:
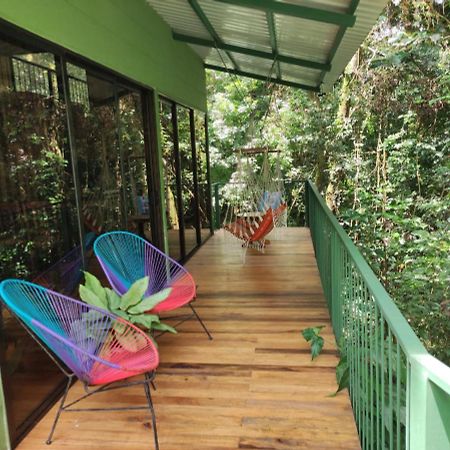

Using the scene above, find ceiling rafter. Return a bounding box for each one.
[187,0,240,71]
[173,33,330,72]
[205,64,320,92]
[214,0,356,27]
[266,12,281,79]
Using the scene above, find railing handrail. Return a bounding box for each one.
[307,181,428,356]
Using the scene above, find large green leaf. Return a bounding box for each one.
[310,335,324,360]
[128,288,172,314]
[115,330,148,352]
[105,288,121,310]
[120,277,149,310]
[129,314,160,329]
[83,271,107,305]
[152,322,177,334]
[112,308,129,320]
[79,284,107,309]
[302,325,325,342]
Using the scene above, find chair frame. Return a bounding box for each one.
[0,283,160,449]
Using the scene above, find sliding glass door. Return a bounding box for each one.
[0,39,76,445]
[0,35,158,446]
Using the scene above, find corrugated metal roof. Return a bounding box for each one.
[147,0,389,92]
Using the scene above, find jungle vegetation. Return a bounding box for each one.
[207,0,450,364]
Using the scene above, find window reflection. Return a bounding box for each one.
[0,41,76,444]
[68,64,124,234]
[195,111,211,241]
[119,91,151,240]
[177,106,198,255]
[160,101,182,260]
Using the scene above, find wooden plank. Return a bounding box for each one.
[17,228,360,450]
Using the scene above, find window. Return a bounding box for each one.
[195,111,211,241]
[178,106,199,255]
[0,39,77,445]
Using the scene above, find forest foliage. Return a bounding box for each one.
[207,0,449,364]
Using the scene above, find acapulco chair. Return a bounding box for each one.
[0,279,160,449]
[93,231,212,340]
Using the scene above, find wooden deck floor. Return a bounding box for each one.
[18,228,360,450]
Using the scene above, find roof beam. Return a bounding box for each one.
[318,0,361,90]
[205,64,320,92]
[266,12,282,79]
[187,0,240,70]
[173,33,330,72]
[214,0,356,27]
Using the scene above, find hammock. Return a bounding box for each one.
[223,148,287,259]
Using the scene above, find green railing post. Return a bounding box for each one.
[0,369,11,450]
[213,183,221,229]
[304,179,309,227]
[409,355,450,450]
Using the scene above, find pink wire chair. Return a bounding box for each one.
[94,231,212,339]
[0,279,160,449]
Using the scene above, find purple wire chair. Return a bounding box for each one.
[94,231,212,339]
[0,279,160,449]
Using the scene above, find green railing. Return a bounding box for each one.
[306,180,450,450]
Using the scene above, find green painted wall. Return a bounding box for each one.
[0,0,207,111]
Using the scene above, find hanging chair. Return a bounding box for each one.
[223,148,287,259]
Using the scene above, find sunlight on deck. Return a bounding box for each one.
[18,228,360,450]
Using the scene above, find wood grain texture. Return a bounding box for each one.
[17,228,360,450]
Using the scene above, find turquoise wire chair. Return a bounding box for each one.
[94,231,212,339]
[0,279,160,449]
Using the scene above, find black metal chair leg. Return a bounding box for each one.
[46,375,73,445]
[144,373,159,450]
[189,303,213,340]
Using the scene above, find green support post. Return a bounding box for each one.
[213,183,221,230]
[304,179,309,227]
[150,92,169,254]
[0,370,10,450]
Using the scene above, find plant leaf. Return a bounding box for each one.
[120,276,149,310]
[310,335,324,360]
[302,325,324,342]
[332,365,350,396]
[115,330,148,352]
[312,325,325,334]
[105,288,121,310]
[79,284,107,309]
[128,288,172,314]
[83,271,107,305]
[152,322,177,334]
[129,314,160,329]
[302,327,316,342]
[112,308,129,320]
